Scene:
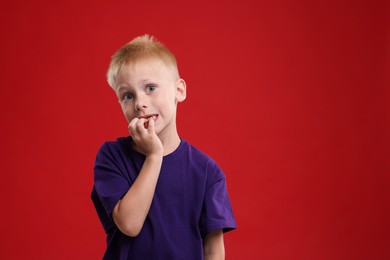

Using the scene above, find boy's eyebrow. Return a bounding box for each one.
[116,85,126,95]
[117,84,126,91]
[117,79,155,93]
[116,83,135,93]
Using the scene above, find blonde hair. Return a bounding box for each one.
[107,35,179,89]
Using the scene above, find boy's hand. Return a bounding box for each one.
[129,117,163,157]
[115,116,163,237]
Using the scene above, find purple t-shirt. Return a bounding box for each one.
[91,137,237,259]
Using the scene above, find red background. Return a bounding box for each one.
[1,0,389,259]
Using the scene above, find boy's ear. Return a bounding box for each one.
[175,79,186,102]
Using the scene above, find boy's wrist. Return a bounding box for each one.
[145,153,163,161]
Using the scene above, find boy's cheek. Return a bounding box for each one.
[127,116,137,125]
[123,111,134,123]
[124,115,131,124]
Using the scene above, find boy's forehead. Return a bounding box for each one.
[121,58,177,78]
[115,58,178,87]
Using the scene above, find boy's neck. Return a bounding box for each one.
[160,132,181,156]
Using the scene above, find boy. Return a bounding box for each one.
[91,35,236,259]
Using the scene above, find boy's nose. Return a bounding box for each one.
[135,96,148,111]
[136,104,147,111]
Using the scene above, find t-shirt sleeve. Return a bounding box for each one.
[199,161,237,238]
[92,142,131,233]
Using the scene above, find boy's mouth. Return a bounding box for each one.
[138,114,158,120]
[138,114,158,129]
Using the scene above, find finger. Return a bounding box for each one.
[147,117,155,133]
[135,118,148,134]
[128,118,139,135]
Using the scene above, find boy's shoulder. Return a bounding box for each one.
[100,136,210,157]
[95,136,135,162]
[180,139,223,175]
[98,136,132,151]
[97,136,219,169]
[180,139,215,161]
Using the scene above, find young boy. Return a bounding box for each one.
[91,35,237,260]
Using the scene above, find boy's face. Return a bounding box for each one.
[114,58,186,139]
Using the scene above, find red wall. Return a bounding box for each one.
[1,0,389,259]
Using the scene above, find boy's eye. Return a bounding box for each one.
[123,93,134,101]
[146,85,156,92]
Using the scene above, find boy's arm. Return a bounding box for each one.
[203,229,225,260]
[112,117,163,237]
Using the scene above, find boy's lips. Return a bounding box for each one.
[138,114,158,120]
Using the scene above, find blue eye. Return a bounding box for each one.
[146,85,156,92]
[123,93,134,101]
